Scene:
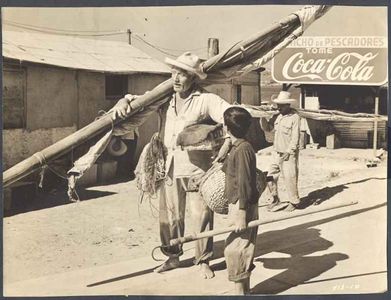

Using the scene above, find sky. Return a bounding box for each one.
[2,5,388,63]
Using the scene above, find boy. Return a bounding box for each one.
[222,107,259,295]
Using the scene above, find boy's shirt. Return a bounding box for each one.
[222,138,259,210]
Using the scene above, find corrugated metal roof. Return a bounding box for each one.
[2,30,171,74]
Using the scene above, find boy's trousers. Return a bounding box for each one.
[224,202,258,282]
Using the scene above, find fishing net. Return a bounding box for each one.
[135,133,167,198]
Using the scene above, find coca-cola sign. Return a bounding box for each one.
[272,36,388,85]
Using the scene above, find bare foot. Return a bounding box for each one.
[154,257,180,273]
[283,203,297,212]
[234,278,250,295]
[269,201,290,212]
[234,282,245,295]
[200,263,215,279]
[267,196,280,210]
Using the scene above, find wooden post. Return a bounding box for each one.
[373,91,379,156]
[127,29,132,45]
[235,84,242,104]
[301,86,305,109]
[207,38,219,58]
[258,71,262,106]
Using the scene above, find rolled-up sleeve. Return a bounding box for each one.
[260,114,277,132]
[205,94,231,124]
[236,145,256,210]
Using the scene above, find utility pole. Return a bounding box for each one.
[373,88,380,157]
[127,29,132,45]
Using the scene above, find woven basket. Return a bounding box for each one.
[199,163,266,215]
[199,163,228,214]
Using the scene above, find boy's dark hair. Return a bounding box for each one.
[223,106,252,138]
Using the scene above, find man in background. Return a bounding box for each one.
[260,91,301,212]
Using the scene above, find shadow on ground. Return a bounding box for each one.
[298,177,385,208]
[211,225,348,294]
[4,188,117,217]
[252,253,349,294]
[87,201,386,294]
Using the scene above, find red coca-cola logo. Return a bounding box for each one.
[273,37,387,85]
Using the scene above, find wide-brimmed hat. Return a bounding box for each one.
[165,52,207,80]
[107,137,128,157]
[272,91,296,104]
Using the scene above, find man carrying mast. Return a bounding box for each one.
[112,52,231,278]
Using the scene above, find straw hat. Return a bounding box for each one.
[107,137,128,157]
[272,91,296,104]
[165,52,207,80]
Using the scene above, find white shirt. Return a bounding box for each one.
[162,88,231,177]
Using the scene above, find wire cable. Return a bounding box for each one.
[4,20,127,36]
[4,19,207,55]
[134,33,205,51]
[132,35,177,57]
[133,34,207,57]
[4,19,126,33]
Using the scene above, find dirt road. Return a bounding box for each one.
[3,148,387,294]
